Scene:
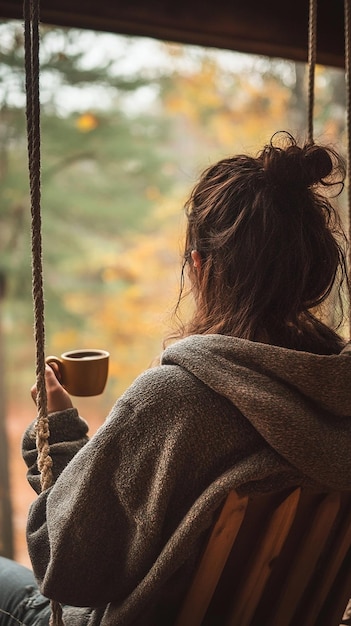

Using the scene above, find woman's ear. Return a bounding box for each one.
[191,250,202,271]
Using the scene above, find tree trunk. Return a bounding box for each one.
[0,272,14,558]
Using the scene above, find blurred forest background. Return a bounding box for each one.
[0,18,348,564]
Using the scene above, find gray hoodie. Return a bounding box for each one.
[22,335,351,625]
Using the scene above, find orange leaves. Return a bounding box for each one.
[164,60,227,123]
[76,113,99,132]
[50,198,187,398]
[162,53,298,155]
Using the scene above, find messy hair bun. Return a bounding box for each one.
[261,132,344,190]
[178,130,348,354]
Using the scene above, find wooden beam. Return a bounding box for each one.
[0,0,346,68]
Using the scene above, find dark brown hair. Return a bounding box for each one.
[173,132,348,354]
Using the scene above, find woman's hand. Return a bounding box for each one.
[31,364,73,413]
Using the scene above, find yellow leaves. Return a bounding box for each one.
[163,54,300,158]
[49,196,187,400]
[145,186,161,201]
[101,265,133,283]
[165,61,225,123]
[50,328,82,353]
[322,119,343,143]
[101,267,117,283]
[76,113,99,132]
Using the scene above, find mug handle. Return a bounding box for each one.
[45,356,63,383]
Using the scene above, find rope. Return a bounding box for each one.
[308,0,351,333]
[307,0,317,144]
[23,0,63,623]
[345,0,351,336]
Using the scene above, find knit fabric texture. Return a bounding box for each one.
[22,335,351,625]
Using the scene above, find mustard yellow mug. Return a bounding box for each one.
[46,349,109,396]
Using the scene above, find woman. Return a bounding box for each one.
[1,132,351,626]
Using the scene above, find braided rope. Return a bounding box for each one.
[345,0,351,335]
[307,0,317,144]
[23,1,63,623]
[23,0,51,492]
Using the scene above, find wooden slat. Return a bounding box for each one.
[175,489,351,626]
[226,488,301,626]
[175,491,248,626]
[301,503,351,625]
[320,555,351,626]
[268,493,341,626]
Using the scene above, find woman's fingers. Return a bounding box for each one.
[31,364,74,412]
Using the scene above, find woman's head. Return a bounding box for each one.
[177,132,348,351]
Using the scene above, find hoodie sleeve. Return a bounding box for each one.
[22,408,90,495]
[24,387,188,609]
[23,370,187,608]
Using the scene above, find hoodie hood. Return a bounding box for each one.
[162,334,351,490]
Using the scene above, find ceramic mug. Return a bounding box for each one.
[45,349,109,396]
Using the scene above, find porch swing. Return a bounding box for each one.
[23,0,351,625]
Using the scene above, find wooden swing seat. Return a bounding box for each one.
[175,487,351,626]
